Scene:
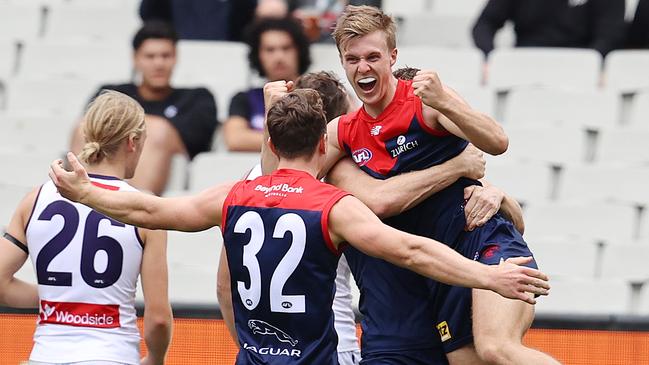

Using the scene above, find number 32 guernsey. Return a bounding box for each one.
[222,168,350,365]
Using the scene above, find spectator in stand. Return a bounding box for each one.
[472,0,626,57]
[70,21,218,196]
[223,17,311,152]
[627,0,649,48]
[256,0,290,19]
[140,0,234,40]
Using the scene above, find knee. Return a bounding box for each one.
[145,116,178,149]
[475,339,515,365]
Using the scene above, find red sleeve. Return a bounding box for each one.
[320,190,351,256]
[220,180,247,235]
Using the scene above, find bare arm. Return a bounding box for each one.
[327,144,485,218]
[49,153,232,232]
[0,188,39,308]
[217,246,238,346]
[223,116,264,152]
[463,181,525,234]
[140,228,172,365]
[413,71,508,155]
[328,196,549,304]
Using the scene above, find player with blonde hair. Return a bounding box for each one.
[0,90,172,365]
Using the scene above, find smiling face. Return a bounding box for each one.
[340,31,398,113]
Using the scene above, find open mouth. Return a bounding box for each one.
[357,77,377,92]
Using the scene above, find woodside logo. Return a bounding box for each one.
[39,300,121,329]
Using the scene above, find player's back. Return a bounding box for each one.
[222,168,349,365]
[26,175,144,364]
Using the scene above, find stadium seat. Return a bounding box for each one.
[595,128,649,164]
[0,185,33,228]
[165,154,190,193]
[529,237,599,279]
[488,48,601,91]
[605,50,649,94]
[0,3,43,41]
[0,152,58,188]
[600,243,649,282]
[398,14,475,48]
[308,43,346,82]
[556,163,649,205]
[432,0,488,17]
[189,152,259,191]
[628,91,649,129]
[636,283,649,315]
[45,5,140,42]
[5,77,96,115]
[166,264,219,305]
[167,227,223,268]
[383,0,430,16]
[19,40,132,81]
[485,161,554,205]
[173,41,250,122]
[504,125,590,165]
[395,46,483,87]
[0,113,76,156]
[534,278,632,315]
[523,201,639,244]
[0,40,16,81]
[503,87,620,130]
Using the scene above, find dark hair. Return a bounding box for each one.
[246,17,311,77]
[295,71,349,122]
[267,89,326,159]
[132,21,178,51]
[392,66,420,81]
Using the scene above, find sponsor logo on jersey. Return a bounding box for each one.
[390,135,419,158]
[370,125,383,136]
[243,343,302,357]
[255,183,304,198]
[352,148,373,166]
[437,321,452,342]
[39,300,120,329]
[164,105,178,119]
[249,319,298,346]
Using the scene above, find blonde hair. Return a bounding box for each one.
[332,5,397,53]
[78,90,145,165]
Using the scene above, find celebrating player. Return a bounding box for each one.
[49,89,549,365]
[318,5,560,365]
[0,91,172,365]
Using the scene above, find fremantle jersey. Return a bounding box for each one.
[26,175,143,364]
[338,79,479,355]
[222,168,350,364]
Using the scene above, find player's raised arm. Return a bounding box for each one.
[328,196,549,304]
[49,153,233,232]
[327,144,485,218]
[0,189,39,308]
[412,70,508,155]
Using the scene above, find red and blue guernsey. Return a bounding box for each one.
[221,168,349,365]
[337,79,479,361]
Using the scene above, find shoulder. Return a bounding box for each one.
[97,83,137,96]
[338,108,362,126]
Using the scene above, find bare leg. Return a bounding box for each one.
[130,115,187,195]
[472,289,561,365]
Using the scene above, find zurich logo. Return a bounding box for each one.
[397,135,406,146]
[352,148,373,166]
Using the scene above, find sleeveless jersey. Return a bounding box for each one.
[337,79,478,355]
[223,168,349,364]
[26,175,144,364]
[246,164,360,354]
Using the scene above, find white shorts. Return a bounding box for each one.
[338,349,362,365]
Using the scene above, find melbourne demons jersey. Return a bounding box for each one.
[338,79,478,355]
[222,168,349,364]
[246,164,360,354]
[26,175,143,364]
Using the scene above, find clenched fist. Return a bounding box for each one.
[412,70,450,109]
[263,80,295,113]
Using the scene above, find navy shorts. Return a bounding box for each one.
[360,347,449,365]
[428,213,538,353]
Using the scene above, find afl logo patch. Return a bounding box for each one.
[352,148,373,166]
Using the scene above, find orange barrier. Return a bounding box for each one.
[1,314,648,365]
